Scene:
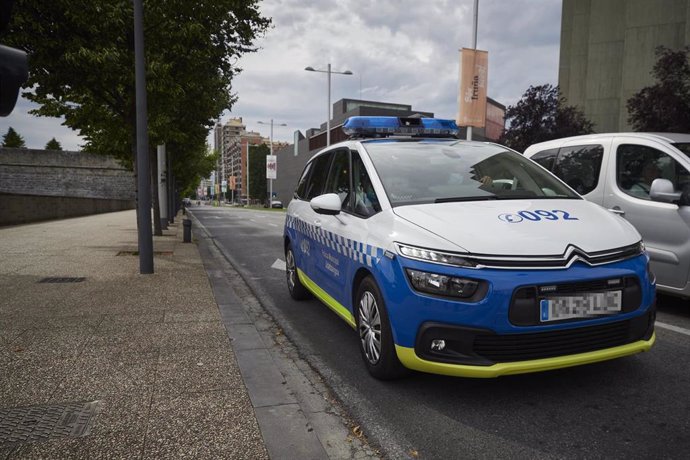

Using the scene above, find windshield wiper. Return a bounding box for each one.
[434,196,497,203]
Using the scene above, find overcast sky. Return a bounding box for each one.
[0,0,562,150]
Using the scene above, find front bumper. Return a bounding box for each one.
[376,252,656,376]
[396,333,655,378]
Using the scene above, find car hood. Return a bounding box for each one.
[392,199,640,256]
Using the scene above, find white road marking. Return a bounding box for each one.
[656,321,690,337]
[268,223,278,227]
[271,258,286,271]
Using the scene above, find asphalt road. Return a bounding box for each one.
[190,205,690,460]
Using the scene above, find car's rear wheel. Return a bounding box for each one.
[356,276,408,380]
[286,243,311,300]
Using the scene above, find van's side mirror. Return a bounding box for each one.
[649,178,681,204]
[310,193,341,215]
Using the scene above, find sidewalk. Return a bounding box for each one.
[0,210,375,459]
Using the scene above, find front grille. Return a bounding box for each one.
[414,309,654,366]
[474,320,631,362]
[463,242,642,269]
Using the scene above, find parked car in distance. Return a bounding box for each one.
[271,200,283,209]
[524,133,690,299]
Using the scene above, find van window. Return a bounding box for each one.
[553,145,604,195]
[352,152,381,217]
[305,153,333,200]
[531,148,558,171]
[324,150,351,210]
[294,161,313,200]
[616,144,690,200]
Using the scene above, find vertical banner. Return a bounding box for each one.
[266,155,277,180]
[458,48,488,128]
[229,176,236,189]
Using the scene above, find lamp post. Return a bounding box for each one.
[304,64,353,146]
[257,119,287,205]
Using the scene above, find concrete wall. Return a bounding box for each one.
[0,148,135,226]
[559,0,690,132]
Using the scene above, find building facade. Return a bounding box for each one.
[559,0,690,132]
[212,117,272,202]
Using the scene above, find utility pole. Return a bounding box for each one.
[133,0,153,274]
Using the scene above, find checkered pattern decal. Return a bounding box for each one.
[286,215,382,268]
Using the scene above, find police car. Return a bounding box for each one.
[283,116,656,379]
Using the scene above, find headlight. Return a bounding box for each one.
[396,243,477,268]
[406,269,479,298]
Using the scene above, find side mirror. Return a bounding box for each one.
[310,193,341,215]
[649,178,681,204]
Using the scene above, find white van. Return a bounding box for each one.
[525,133,690,298]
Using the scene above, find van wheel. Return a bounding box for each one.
[356,276,408,380]
[286,243,311,300]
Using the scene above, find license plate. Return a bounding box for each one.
[540,291,622,322]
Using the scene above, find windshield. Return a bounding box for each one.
[363,141,580,206]
[672,143,690,159]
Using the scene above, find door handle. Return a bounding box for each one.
[608,207,625,217]
[314,219,322,227]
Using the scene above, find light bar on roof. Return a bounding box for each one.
[342,116,459,139]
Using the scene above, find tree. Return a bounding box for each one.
[627,46,690,132]
[6,0,270,229]
[2,127,26,148]
[45,138,62,150]
[499,84,594,153]
[248,143,270,203]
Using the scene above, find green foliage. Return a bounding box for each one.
[248,143,270,202]
[45,137,62,150]
[498,84,594,153]
[2,127,26,148]
[6,0,270,193]
[627,46,690,132]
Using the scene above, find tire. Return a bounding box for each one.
[356,276,409,380]
[286,243,311,300]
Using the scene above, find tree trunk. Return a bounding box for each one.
[150,147,162,236]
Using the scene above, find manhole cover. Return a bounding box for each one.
[37,277,86,284]
[0,401,100,445]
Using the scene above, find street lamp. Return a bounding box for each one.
[257,119,287,205]
[305,64,353,146]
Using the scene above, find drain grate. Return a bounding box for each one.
[0,401,100,445]
[38,277,86,284]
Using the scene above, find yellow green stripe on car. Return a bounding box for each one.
[297,269,356,329]
[395,332,655,378]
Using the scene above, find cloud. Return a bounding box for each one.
[3,0,562,148]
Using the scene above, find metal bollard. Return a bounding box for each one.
[183,219,192,243]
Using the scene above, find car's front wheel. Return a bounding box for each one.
[286,243,311,300]
[356,276,408,380]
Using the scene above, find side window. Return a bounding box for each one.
[616,144,690,200]
[553,144,604,195]
[352,152,381,218]
[294,161,313,200]
[324,150,351,210]
[305,153,332,200]
[531,148,558,171]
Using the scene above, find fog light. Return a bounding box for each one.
[430,339,446,351]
